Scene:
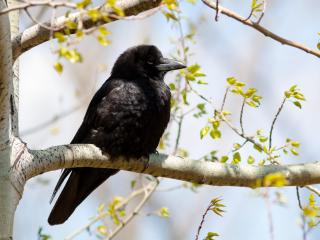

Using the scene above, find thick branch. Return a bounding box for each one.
[202,0,320,59]
[11,0,161,61]
[11,143,320,193]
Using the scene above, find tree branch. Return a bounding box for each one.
[202,0,320,59]
[10,140,320,196]
[0,0,76,16]
[11,0,162,61]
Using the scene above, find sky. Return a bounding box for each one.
[13,0,320,239]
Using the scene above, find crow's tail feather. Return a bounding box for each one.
[49,169,72,204]
[48,168,118,225]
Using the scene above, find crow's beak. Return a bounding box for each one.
[156,58,186,72]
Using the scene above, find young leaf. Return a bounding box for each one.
[200,126,210,139]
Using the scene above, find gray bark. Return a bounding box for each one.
[11,143,320,190]
[0,0,19,238]
[11,0,161,61]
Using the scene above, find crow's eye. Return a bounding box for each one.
[147,60,154,65]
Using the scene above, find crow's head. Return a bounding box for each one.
[111,45,186,80]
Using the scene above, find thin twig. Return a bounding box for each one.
[172,8,187,155]
[305,220,320,238]
[269,98,286,150]
[220,87,229,111]
[256,0,267,24]
[240,98,246,134]
[231,140,248,153]
[296,187,307,240]
[0,0,76,15]
[173,116,183,155]
[65,183,155,240]
[305,185,320,197]
[176,11,187,65]
[244,8,254,21]
[195,202,212,240]
[202,0,320,59]
[24,8,60,31]
[296,187,303,210]
[264,190,275,240]
[214,0,219,21]
[105,182,158,240]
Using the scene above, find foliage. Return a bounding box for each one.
[37,227,51,240]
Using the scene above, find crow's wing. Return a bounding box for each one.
[48,79,125,225]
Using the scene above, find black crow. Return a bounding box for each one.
[48,45,186,225]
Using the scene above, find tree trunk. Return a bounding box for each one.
[0,0,19,238]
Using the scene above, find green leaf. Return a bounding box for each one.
[254,144,262,153]
[76,30,84,38]
[317,42,320,50]
[169,83,176,90]
[232,152,241,164]
[130,180,136,189]
[68,49,82,63]
[293,93,306,101]
[76,0,92,9]
[210,129,221,139]
[205,232,219,240]
[291,141,300,148]
[211,120,220,129]
[194,72,206,77]
[87,8,100,21]
[247,155,255,164]
[182,90,189,105]
[259,136,268,142]
[162,11,178,21]
[252,95,262,103]
[220,155,228,163]
[97,225,107,236]
[66,20,77,30]
[53,62,63,74]
[38,227,51,240]
[197,103,205,111]
[246,101,257,108]
[185,73,195,81]
[291,148,299,156]
[290,85,297,92]
[233,143,241,150]
[98,26,110,36]
[244,88,257,98]
[284,91,291,98]
[159,207,170,218]
[197,79,208,84]
[234,81,245,87]
[54,32,66,43]
[293,101,302,109]
[187,64,201,74]
[226,77,236,85]
[200,126,210,139]
[251,0,257,8]
[97,36,110,46]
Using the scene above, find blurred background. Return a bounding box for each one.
[14,0,320,239]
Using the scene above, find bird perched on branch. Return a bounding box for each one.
[48,45,186,225]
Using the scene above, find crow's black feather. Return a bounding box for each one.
[48,45,185,225]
